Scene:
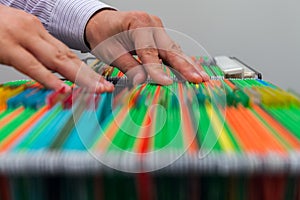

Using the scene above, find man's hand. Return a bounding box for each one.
[86,10,209,85]
[0,5,114,93]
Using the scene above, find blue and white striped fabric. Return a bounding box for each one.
[0,0,114,52]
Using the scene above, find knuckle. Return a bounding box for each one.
[138,12,151,22]
[129,11,152,25]
[25,15,41,26]
[165,52,176,62]
[125,12,138,22]
[55,51,67,61]
[54,50,69,61]
[157,39,181,52]
[139,48,158,58]
[51,50,71,70]
[66,50,78,59]
[26,62,40,72]
[151,15,163,25]
[169,42,182,52]
[18,15,43,32]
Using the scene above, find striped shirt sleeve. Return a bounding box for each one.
[0,0,115,52]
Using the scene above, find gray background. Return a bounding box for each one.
[1,0,299,93]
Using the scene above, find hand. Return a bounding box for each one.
[0,5,114,93]
[85,10,209,85]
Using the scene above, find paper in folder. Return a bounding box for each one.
[0,56,300,200]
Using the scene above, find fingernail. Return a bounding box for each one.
[192,72,202,80]
[104,81,114,91]
[133,74,144,85]
[201,71,210,81]
[95,83,104,93]
[57,83,71,93]
[132,77,139,86]
[105,80,114,87]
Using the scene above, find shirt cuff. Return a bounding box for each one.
[48,0,115,52]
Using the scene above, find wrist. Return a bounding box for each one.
[85,9,117,50]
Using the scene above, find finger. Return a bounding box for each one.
[92,39,147,85]
[132,28,172,85]
[111,53,147,85]
[30,31,114,93]
[152,27,209,83]
[47,36,115,93]
[22,37,114,93]
[6,46,70,91]
[162,50,210,83]
[73,62,115,93]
